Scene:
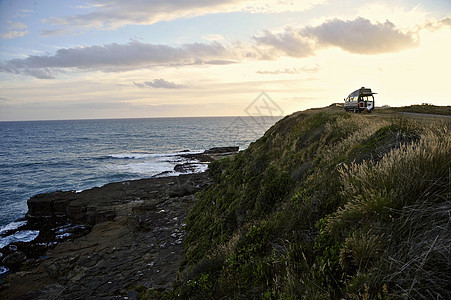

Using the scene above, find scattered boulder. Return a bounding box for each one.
[167,181,199,198]
[174,163,204,173]
[167,186,187,198]
[204,146,239,154]
[2,251,27,267]
[180,146,239,163]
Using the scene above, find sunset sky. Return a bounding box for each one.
[0,0,450,121]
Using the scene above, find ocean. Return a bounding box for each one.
[0,116,280,239]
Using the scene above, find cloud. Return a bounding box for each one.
[0,30,29,39]
[441,18,451,27]
[254,17,418,56]
[0,21,29,39]
[257,68,301,74]
[257,65,320,75]
[424,17,451,31]
[303,17,419,54]
[14,9,34,18]
[0,41,236,78]
[43,0,325,33]
[8,21,28,30]
[133,79,188,89]
[254,28,314,58]
[0,17,420,79]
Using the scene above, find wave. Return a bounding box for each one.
[0,266,8,275]
[101,150,208,178]
[107,150,204,160]
[0,230,39,248]
[155,162,209,178]
[0,220,27,236]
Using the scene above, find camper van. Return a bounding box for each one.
[344,87,376,113]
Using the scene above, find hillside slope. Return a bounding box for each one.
[152,107,450,299]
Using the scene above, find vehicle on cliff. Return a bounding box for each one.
[344,87,376,113]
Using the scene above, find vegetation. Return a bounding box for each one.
[387,103,451,116]
[145,106,451,299]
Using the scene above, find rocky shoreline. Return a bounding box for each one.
[0,147,238,299]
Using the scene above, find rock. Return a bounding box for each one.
[204,146,239,154]
[174,163,203,173]
[167,182,199,197]
[2,251,27,267]
[180,146,239,163]
[182,182,198,195]
[174,164,187,173]
[54,199,71,216]
[66,203,87,223]
[167,186,187,197]
[27,190,76,218]
[0,172,212,300]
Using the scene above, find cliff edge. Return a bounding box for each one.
[174,106,450,299]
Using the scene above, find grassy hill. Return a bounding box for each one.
[147,106,450,299]
[391,104,451,116]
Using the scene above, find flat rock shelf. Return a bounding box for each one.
[0,172,212,299]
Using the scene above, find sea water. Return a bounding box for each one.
[0,116,280,230]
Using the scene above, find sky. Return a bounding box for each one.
[0,0,450,121]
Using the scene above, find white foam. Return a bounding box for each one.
[0,220,27,235]
[154,162,209,178]
[109,153,155,159]
[56,232,71,239]
[0,266,9,275]
[109,150,204,160]
[190,163,209,173]
[104,150,209,178]
[0,230,39,248]
[53,224,85,234]
[108,160,174,176]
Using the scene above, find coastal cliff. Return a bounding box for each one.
[1,106,450,299]
[175,106,450,299]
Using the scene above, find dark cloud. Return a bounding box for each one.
[0,41,233,78]
[303,17,418,54]
[133,79,187,89]
[255,17,418,56]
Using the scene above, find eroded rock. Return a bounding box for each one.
[1,172,211,299]
[2,251,26,267]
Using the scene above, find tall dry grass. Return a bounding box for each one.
[326,123,450,298]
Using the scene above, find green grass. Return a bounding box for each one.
[143,105,451,299]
